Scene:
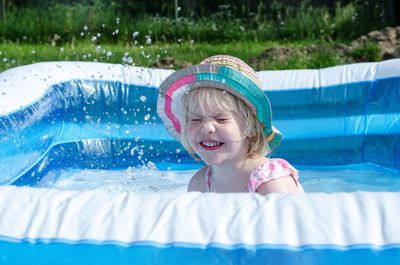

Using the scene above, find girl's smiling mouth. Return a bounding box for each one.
[200,140,224,150]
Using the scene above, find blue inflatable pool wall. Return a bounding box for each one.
[0,60,399,264]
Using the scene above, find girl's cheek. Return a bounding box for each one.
[187,124,196,133]
[187,126,197,141]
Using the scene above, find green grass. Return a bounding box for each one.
[0,41,271,72]
[0,40,382,73]
[0,0,388,73]
[0,1,390,44]
[346,42,382,62]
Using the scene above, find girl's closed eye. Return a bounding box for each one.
[215,115,232,123]
[189,116,202,123]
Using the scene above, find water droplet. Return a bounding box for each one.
[144,114,150,121]
[147,161,157,170]
[139,96,146,102]
[148,185,160,192]
[126,166,134,174]
[145,36,152,45]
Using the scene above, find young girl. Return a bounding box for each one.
[157,55,304,194]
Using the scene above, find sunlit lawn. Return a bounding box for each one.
[0,40,369,73]
[0,41,270,72]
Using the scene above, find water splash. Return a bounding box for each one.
[139,96,147,102]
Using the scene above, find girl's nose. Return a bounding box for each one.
[201,120,216,134]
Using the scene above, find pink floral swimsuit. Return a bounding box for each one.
[205,158,305,193]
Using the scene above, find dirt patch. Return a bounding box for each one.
[152,57,192,69]
[249,26,400,70]
[352,26,400,59]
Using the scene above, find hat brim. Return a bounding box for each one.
[157,63,282,152]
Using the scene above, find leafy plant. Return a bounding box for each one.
[347,42,382,62]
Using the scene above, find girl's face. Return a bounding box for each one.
[187,105,249,166]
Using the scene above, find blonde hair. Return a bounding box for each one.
[181,87,270,160]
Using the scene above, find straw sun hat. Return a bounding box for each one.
[157,55,282,152]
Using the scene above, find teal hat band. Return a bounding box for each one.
[196,66,273,136]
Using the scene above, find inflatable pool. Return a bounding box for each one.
[0,59,399,264]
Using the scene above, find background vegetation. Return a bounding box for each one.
[1,0,396,43]
[0,0,397,71]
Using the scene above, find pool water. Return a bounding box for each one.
[297,163,400,192]
[36,162,400,193]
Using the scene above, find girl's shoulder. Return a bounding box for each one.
[187,166,209,192]
[248,158,300,193]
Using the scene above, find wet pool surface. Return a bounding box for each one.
[36,162,400,193]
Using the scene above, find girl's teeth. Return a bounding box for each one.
[202,141,221,147]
